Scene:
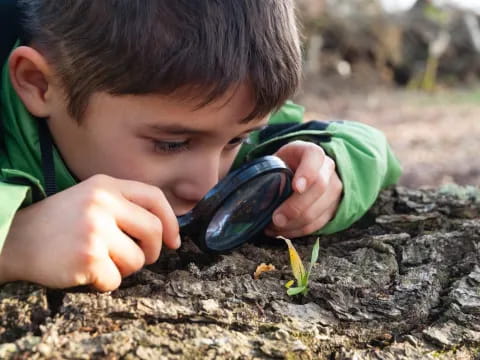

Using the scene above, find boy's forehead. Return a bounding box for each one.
[142,94,269,133]
[172,82,257,113]
[85,83,269,131]
[146,83,264,122]
[138,88,269,135]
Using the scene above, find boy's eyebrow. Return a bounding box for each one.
[146,124,267,136]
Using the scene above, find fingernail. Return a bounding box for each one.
[175,234,182,249]
[274,213,288,227]
[296,177,307,193]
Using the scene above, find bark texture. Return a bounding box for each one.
[0,185,479,359]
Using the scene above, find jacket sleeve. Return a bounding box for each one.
[309,121,402,235]
[0,182,30,251]
[0,169,45,252]
[233,102,402,235]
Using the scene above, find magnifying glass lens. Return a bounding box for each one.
[205,172,289,251]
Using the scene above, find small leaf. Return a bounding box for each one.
[301,272,309,286]
[278,236,306,286]
[285,280,295,289]
[287,286,307,296]
[308,238,320,276]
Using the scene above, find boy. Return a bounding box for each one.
[0,0,401,292]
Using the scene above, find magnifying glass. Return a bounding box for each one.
[177,156,293,253]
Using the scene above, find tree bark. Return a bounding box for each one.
[0,185,479,359]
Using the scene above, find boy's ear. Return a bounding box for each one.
[8,46,55,118]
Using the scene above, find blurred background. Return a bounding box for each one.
[294,0,479,188]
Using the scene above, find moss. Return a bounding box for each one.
[430,345,459,358]
[439,184,480,203]
[290,331,317,348]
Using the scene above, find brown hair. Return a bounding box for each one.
[18,0,302,122]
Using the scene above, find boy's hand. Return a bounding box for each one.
[266,141,343,238]
[0,175,180,291]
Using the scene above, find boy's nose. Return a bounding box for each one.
[173,155,221,207]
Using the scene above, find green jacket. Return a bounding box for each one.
[0,60,402,251]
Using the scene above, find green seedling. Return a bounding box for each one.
[278,236,320,297]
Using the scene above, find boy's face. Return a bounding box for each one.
[47,83,268,215]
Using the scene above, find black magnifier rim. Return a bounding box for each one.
[204,171,292,252]
[178,156,293,253]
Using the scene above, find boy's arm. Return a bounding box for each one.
[233,102,402,235]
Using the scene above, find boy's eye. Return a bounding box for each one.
[227,136,250,148]
[152,135,251,154]
[153,140,189,153]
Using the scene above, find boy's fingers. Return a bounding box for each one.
[110,196,165,265]
[112,178,181,250]
[266,206,336,239]
[275,141,326,193]
[277,191,340,232]
[106,225,147,276]
[270,171,342,233]
[271,189,335,232]
[89,256,122,292]
[272,180,324,228]
[272,157,336,228]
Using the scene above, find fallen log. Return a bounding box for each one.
[0,185,479,359]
